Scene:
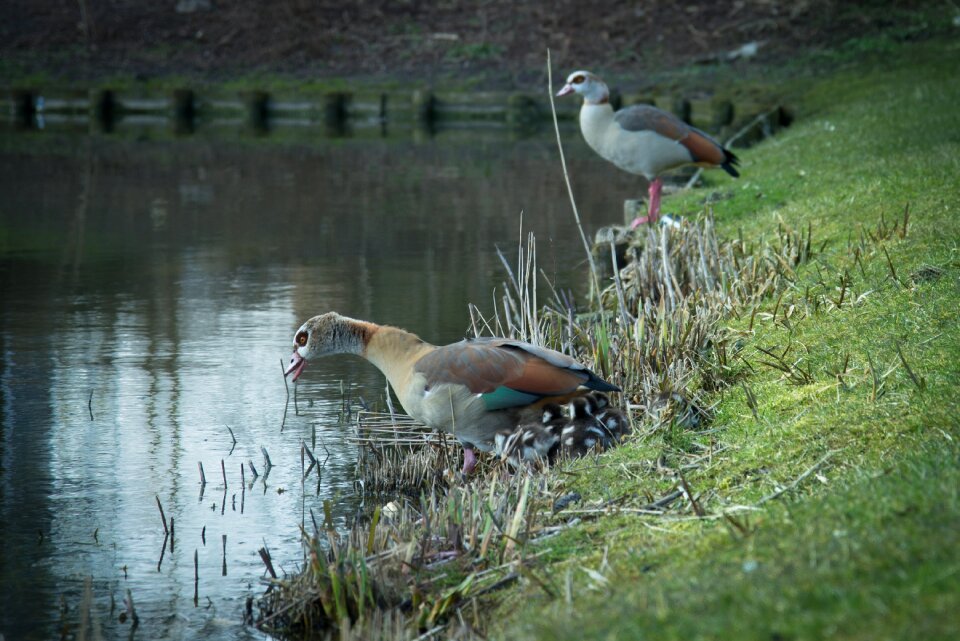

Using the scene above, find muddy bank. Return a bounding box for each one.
[1,1,943,86]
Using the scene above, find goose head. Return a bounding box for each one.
[284,312,370,382]
[556,70,609,104]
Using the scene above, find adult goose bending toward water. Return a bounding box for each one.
[284,312,620,474]
[557,70,740,227]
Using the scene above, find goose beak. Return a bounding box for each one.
[284,349,308,381]
[556,83,574,97]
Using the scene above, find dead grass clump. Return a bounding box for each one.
[255,462,567,639]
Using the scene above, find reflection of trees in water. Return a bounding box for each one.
[0,134,635,340]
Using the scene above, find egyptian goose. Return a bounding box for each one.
[284,313,620,474]
[557,70,740,227]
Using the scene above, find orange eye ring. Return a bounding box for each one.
[296,331,308,347]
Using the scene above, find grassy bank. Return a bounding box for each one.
[499,36,960,640]
[254,35,959,640]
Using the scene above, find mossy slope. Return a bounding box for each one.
[500,37,960,641]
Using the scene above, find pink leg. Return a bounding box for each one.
[461,447,478,475]
[630,178,663,228]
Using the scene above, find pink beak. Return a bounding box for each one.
[284,349,307,381]
[556,84,574,97]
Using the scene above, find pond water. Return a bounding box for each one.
[0,117,639,640]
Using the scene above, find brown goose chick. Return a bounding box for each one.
[558,397,609,459]
[589,391,631,443]
[496,402,565,466]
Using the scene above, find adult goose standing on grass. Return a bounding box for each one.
[556,70,740,227]
[284,312,620,475]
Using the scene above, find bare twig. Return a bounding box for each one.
[261,447,273,471]
[155,495,168,534]
[259,546,277,579]
[547,48,601,299]
[757,450,836,505]
[226,425,237,453]
[280,358,289,398]
[881,244,901,285]
[895,343,925,392]
[124,588,139,629]
[194,549,199,606]
[677,470,706,516]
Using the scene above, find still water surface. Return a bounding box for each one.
[0,119,637,639]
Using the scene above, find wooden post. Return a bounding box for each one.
[324,92,350,135]
[609,89,623,111]
[12,90,36,128]
[245,90,270,131]
[172,89,196,133]
[324,92,348,125]
[672,97,692,124]
[91,89,116,131]
[411,89,435,123]
[378,93,388,121]
[506,93,540,126]
[712,99,735,129]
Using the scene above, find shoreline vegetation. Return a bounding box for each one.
[251,34,959,641]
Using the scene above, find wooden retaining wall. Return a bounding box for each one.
[2,86,790,141]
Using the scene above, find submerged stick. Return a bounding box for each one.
[79,575,92,641]
[222,534,228,577]
[157,534,168,572]
[226,425,237,454]
[261,447,273,471]
[155,495,169,534]
[280,397,289,432]
[124,589,139,629]
[258,546,277,579]
[193,549,199,606]
[88,390,94,421]
[198,462,206,486]
[221,459,227,489]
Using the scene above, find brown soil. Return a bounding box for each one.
[0,1,939,87]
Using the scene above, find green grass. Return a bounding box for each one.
[492,36,960,641]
